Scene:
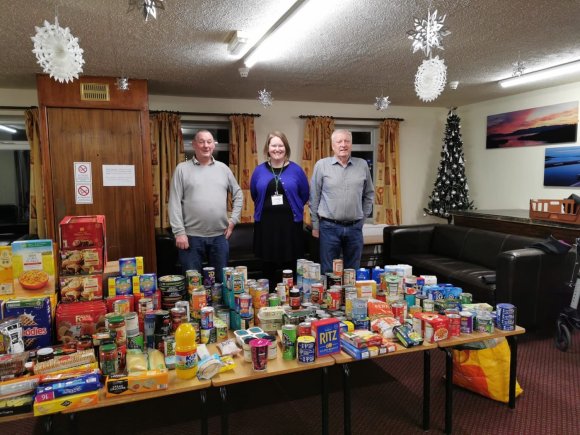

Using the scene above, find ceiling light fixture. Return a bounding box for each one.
[243,0,309,68]
[499,60,580,88]
[227,31,248,55]
[0,125,18,134]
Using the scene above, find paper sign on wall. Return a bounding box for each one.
[74,162,92,183]
[74,162,93,204]
[75,182,93,204]
[102,165,135,187]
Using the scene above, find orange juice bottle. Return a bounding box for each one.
[175,322,198,379]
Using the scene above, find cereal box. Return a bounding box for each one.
[59,274,103,302]
[119,257,144,277]
[3,297,52,350]
[11,240,56,298]
[107,276,133,296]
[131,273,157,294]
[59,215,106,250]
[312,317,341,357]
[60,248,104,275]
[0,246,13,299]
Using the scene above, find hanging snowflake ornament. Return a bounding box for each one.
[128,0,165,21]
[374,95,391,111]
[407,9,451,57]
[414,56,447,102]
[257,89,274,107]
[116,77,130,91]
[512,59,526,77]
[31,17,85,83]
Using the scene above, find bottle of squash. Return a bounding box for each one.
[175,322,198,380]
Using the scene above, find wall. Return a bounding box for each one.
[0,87,448,225]
[460,81,580,210]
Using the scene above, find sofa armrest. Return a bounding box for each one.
[383,224,436,264]
[496,248,575,329]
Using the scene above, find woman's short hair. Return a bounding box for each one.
[263,131,291,160]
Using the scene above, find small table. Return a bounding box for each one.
[332,342,437,435]
[211,349,335,435]
[436,326,526,434]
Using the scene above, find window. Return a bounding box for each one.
[181,121,230,164]
[0,116,29,224]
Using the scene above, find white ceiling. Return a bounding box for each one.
[1,0,580,107]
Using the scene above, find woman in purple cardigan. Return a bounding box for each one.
[250,131,310,291]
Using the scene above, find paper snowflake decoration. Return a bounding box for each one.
[512,59,526,77]
[128,0,165,21]
[374,95,391,111]
[257,89,274,107]
[407,9,451,57]
[414,56,447,102]
[116,77,130,91]
[31,17,85,83]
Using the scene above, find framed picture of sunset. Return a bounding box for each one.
[486,101,578,149]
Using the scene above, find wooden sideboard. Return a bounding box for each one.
[452,209,580,244]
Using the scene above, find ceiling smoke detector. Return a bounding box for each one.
[449,81,459,90]
[238,67,249,78]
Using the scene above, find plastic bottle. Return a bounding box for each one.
[174,322,198,380]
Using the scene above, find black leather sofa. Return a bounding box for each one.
[156,223,313,280]
[383,224,575,330]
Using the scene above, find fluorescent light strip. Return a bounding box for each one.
[243,0,309,68]
[499,60,580,88]
[0,125,17,134]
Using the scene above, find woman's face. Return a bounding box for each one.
[268,136,286,161]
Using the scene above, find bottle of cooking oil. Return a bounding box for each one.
[174,322,198,380]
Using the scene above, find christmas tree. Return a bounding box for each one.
[424,109,474,222]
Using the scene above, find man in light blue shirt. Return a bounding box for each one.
[309,129,374,274]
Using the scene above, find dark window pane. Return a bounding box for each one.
[351,131,371,145]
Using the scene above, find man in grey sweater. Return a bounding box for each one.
[169,130,243,280]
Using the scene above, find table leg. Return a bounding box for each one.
[342,364,351,435]
[507,335,518,409]
[43,415,53,434]
[220,386,228,435]
[443,348,453,434]
[423,350,431,431]
[200,389,208,435]
[322,366,329,435]
[68,412,78,435]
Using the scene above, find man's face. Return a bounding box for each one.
[331,132,352,159]
[193,132,215,160]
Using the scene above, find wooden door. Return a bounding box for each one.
[48,108,149,263]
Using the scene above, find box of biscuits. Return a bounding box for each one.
[55,300,107,344]
[3,297,52,350]
[59,215,106,251]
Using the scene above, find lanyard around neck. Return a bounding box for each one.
[270,163,285,194]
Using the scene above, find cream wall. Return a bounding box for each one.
[460,81,580,210]
[0,87,448,225]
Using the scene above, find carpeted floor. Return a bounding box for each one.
[1,329,579,435]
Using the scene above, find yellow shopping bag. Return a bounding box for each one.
[452,338,523,403]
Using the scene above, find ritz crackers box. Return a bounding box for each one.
[312,317,341,357]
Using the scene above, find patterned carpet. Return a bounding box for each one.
[1,330,578,435]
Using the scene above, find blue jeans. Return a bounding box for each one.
[319,219,364,274]
[177,235,229,282]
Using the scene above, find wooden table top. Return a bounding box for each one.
[435,326,526,348]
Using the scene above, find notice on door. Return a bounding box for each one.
[75,182,93,204]
[102,165,136,187]
[74,162,92,183]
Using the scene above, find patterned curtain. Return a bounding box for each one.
[229,115,258,223]
[150,112,184,229]
[375,119,402,225]
[24,108,47,238]
[301,117,335,224]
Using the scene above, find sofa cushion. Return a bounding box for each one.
[460,229,507,270]
[431,225,469,259]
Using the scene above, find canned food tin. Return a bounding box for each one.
[282,324,297,360]
[326,273,342,288]
[170,307,187,332]
[326,287,341,311]
[99,343,118,375]
[235,266,248,285]
[268,293,281,307]
[222,267,235,289]
[163,335,175,369]
[459,311,474,334]
[190,289,207,319]
[202,267,216,287]
[253,287,269,308]
[409,304,422,317]
[238,294,252,319]
[412,317,423,336]
[124,312,139,336]
[154,310,171,335]
[216,308,230,329]
[447,313,461,337]
[201,306,215,329]
[404,293,416,308]
[113,299,130,314]
[175,300,190,322]
[231,272,245,293]
[276,282,288,303]
[392,302,405,324]
[297,336,316,363]
[496,303,516,331]
[307,262,321,280]
[351,297,368,321]
[332,259,344,277]
[138,298,153,317]
[298,321,311,337]
[352,317,370,330]
[186,270,202,291]
[459,293,473,305]
[476,312,494,333]
[423,299,435,313]
[310,282,324,304]
[343,269,356,286]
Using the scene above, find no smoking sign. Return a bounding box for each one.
[75,182,93,204]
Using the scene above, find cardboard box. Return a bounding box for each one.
[312,317,341,357]
[60,248,104,275]
[11,240,56,298]
[0,246,13,300]
[104,370,169,397]
[33,390,99,416]
[3,297,52,350]
[59,215,106,251]
[59,274,103,302]
[355,280,377,299]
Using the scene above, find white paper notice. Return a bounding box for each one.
[102,165,135,186]
[75,182,93,204]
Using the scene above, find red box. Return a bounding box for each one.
[59,216,106,251]
[55,300,107,344]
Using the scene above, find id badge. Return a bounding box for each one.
[271,194,284,205]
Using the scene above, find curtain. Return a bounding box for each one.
[375,119,402,225]
[24,108,47,238]
[229,115,258,223]
[150,112,184,229]
[301,117,335,224]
